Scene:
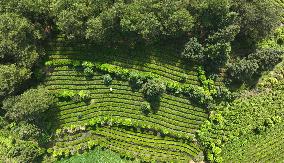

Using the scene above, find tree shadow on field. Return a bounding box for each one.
[35,104,60,148]
[148,96,161,114]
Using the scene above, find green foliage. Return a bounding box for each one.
[57,90,76,100]
[51,0,109,40]
[198,88,284,162]
[232,0,283,46]
[120,0,194,40]
[207,25,240,44]
[0,13,41,68]
[82,61,94,69]
[57,147,133,163]
[183,85,213,106]
[227,58,259,83]
[103,74,112,85]
[181,37,204,62]
[7,140,44,163]
[140,101,151,114]
[0,0,51,28]
[82,61,95,76]
[142,79,166,99]
[228,49,283,83]
[257,59,284,89]
[129,72,144,88]
[45,59,81,67]
[77,90,91,102]
[0,124,44,163]
[3,87,55,122]
[197,66,217,95]
[247,49,283,72]
[57,90,91,102]
[204,42,231,67]
[196,0,237,32]
[15,122,41,141]
[0,64,30,98]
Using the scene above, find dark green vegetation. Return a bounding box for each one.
[0,0,283,163]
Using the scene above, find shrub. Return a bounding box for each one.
[227,58,259,83]
[82,61,94,76]
[207,25,240,44]
[129,72,144,88]
[166,81,182,94]
[57,90,76,100]
[248,49,283,72]
[180,74,188,83]
[140,102,151,114]
[3,87,55,122]
[83,67,94,76]
[142,79,166,99]
[103,74,112,85]
[7,141,44,163]
[183,85,213,106]
[78,90,91,101]
[228,49,283,83]
[15,122,40,140]
[82,61,94,69]
[0,64,31,98]
[181,37,204,63]
[204,42,231,67]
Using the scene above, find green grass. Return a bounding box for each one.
[57,147,136,163]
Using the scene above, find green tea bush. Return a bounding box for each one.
[57,90,76,100]
[78,90,91,101]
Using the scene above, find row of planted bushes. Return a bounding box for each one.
[55,116,195,140]
[57,103,203,131]
[93,127,198,157]
[55,90,91,102]
[57,105,200,136]
[95,63,233,106]
[45,59,234,107]
[50,131,193,162]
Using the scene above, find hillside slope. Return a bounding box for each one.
[44,38,209,162]
[198,59,284,162]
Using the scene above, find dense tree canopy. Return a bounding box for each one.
[0,13,40,67]
[0,64,30,99]
[232,0,282,45]
[3,87,55,122]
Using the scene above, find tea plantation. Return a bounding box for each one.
[44,38,210,162]
[0,0,283,162]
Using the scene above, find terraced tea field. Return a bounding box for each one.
[45,38,209,162]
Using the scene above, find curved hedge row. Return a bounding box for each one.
[50,126,202,162]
